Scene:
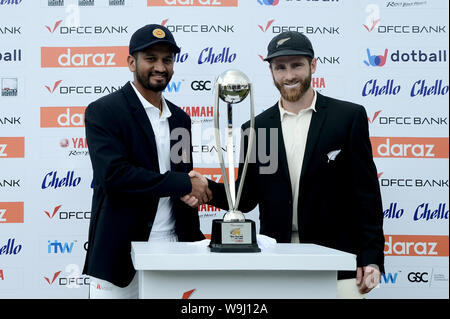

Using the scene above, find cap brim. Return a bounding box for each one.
[130,39,181,55]
[264,49,314,61]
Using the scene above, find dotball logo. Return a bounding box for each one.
[40,107,86,128]
[371,137,449,158]
[147,0,238,6]
[41,46,128,68]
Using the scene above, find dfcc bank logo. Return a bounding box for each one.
[40,107,86,128]
[41,46,128,68]
[0,137,25,158]
[370,137,449,158]
[147,0,238,6]
[0,202,24,223]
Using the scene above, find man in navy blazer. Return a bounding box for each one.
[185,31,385,298]
[83,24,208,298]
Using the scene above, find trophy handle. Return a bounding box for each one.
[214,82,234,212]
[235,83,255,212]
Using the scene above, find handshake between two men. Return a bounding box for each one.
[181,171,212,208]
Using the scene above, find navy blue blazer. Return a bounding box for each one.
[82,81,204,287]
[208,93,385,279]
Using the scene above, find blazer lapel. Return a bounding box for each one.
[166,102,184,172]
[267,104,291,189]
[122,82,160,171]
[299,92,328,184]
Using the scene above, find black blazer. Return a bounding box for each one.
[208,93,385,279]
[82,81,204,287]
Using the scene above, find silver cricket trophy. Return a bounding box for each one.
[209,70,260,253]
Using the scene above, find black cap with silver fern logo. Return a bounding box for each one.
[264,31,315,61]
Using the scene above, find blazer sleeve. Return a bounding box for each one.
[348,106,385,273]
[85,101,192,198]
[207,122,259,213]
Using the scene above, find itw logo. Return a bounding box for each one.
[48,240,75,254]
[163,81,182,93]
[380,272,398,284]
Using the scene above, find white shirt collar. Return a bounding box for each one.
[278,89,317,120]
[130,81,172,119]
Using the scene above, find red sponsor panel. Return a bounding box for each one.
[384,235,449,257]
[0,137,25,158]
[371,137,449,158]
[40,107,86,128]
[41,46,128,68]
[148,0,238,6]
[0,202,24,223]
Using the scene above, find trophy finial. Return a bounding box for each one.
[216,69,251,104]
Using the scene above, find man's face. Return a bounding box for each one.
[129,43,175,92]
[270,55,316,102]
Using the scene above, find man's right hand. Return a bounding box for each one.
[182,170,212,207]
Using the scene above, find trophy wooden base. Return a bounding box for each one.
[209,219,261,253]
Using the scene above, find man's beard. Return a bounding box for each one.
[273,71,311,103]
[135,64,171,92]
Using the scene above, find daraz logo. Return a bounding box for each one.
[0,202,24,223]
[193,167,238,183]
[40,107,86,128]
[148,0,238,6]
[41,46,128,68]
[370,137,449,158]
[0,137,25,158]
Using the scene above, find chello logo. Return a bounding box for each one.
[0,238,22,255]
[40,107,86,128]
[0,0,23,5]
[41,46,128,68]
[41,170,82,189]
[371,137,449,158]
[198,47,236,64]
[147,0,238,6]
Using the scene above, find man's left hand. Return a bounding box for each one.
[356,265,380,294]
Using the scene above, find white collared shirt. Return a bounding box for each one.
[279,90,317,242]
[130,81,175,233]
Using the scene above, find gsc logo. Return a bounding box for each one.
[191,80,211,91]
[408,272,429,283]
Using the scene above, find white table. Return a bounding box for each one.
[131,242,356,299]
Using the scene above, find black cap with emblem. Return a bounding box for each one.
[264,31,315,62]
[129,24,181,55]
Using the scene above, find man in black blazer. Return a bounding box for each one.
[186,31,385,298]
[82,24,208,298]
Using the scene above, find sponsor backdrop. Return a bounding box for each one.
[0,0,448,299]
